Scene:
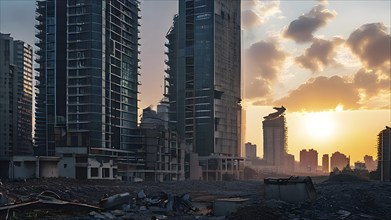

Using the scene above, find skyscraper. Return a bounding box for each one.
[300,149,318,173]
[35,0,140,156]
[0,33,33,178]
[263,107,287,166]
[377,126,391,181]
[322,154,329,173]
[330,151,350,171]
[165,0,241,157]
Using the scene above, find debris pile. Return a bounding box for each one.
[228,176,391,220]
[0,178,260,219]
[1,176,390,219]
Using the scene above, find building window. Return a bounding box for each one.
[64,164,67,168]
[91,168,98,177]
[102,168,110,178]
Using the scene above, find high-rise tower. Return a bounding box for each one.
[262,107,287,166]
[35,0,140,156]
[0,34,33,157]
[0,33,34,178]
[165,0,241,157]
[378,126,391,181]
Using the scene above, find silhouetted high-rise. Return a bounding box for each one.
[322,154,329,173]
[263,107,287,166]
[300,149,318,172]
[378,126,391,181]
[35,0,140,156]
[165,0,241,156]
[330,151,350,171]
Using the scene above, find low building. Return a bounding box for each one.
[5,156,59,180]
[354,162,367,170]
[245,143,257,159]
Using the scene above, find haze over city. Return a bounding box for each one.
[2,0,389,164]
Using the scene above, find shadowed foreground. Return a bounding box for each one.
[0,177,390,219]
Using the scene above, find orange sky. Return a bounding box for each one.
[246,106,390,164]
[1,1,389,164]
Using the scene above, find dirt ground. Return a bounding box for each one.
[1,176,390,219]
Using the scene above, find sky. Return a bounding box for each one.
[0,0,390,165]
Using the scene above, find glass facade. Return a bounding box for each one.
[166,0,241,156]
[35,0,140,154]
[0,34,33,157]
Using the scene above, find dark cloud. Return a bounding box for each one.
[295,37,343,72]
[346,23,391,69]
[245,78,271,100]
[242,10,261,29]
[241,0,280,29]
[244,40,287,104]
[353,69,390,97]
[274,76,360,111]
[283,5,336,43]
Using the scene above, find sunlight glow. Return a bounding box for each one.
[335,104,344,112]
[304,112,336,139]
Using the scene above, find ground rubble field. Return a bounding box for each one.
[0,176,390,220]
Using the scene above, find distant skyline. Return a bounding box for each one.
[1,0,390,164]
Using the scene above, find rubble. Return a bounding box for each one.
[0,176,390,219]
[264,176,317,203]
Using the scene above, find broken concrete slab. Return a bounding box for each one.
[99,192,131,210]
[213,198,248,217]
[264,176,317,203]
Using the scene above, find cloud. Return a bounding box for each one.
[242,0,281,29]
[346,23,391,69]
[274,76,360,112]
[283,4,336,43]
[353,68,390,97]
[295,37,344,72]
[245,40,287,103]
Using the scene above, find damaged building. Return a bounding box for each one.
[261,107,291,173]
[33,0,143,180]
[117,105,185,182]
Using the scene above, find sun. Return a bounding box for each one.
[304,112,336,139]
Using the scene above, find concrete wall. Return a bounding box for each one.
[39,160,59,178]
[12,161,36,179]
[189,153,202,180]
[87,158,118,180]
[58,157,76,178]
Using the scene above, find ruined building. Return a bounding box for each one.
[117,106,185,182]
[377,126,391,181]
[0,33,34,179]
[165,0,242,180]
[262,107,287,167]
